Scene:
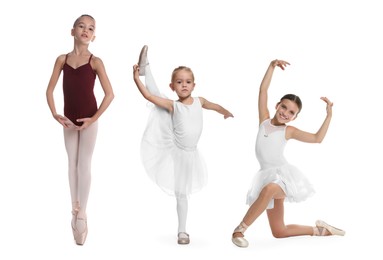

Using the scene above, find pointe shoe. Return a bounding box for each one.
[138,45,149,76]
[315,220,345,236]
[71,202,80,240]
[71,209,79,240]
[232,222,249,248]
[74,217,88,245]
[177,232,190,245]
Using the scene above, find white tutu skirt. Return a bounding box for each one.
[246,164,315,209]
[141,105,208,197]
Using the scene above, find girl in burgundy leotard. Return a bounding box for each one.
[46,14,114,246]
[63,53,98,127]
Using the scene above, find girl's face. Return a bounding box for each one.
[274,99,300,124]
[170,70,195,99]
[71,16,96,44]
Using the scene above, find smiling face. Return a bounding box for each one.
[273,99,300,124]
[71,15,96,44]
[169,67,195,100]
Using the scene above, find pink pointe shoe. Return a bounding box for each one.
[138,45,149,76]
[315,220,345,236]
[71,209,79,240]
[71,202,80,241]
[73,209,88,246]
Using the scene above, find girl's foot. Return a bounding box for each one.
[314,220,345,236]
[74,212,88,245]
[138,45,149,76]
[177,232,190,245]
[71,202,80,240]
[232,222,249,248]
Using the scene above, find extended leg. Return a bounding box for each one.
[138,45,161,96]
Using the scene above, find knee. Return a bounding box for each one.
[259,183,279,199]
[271,229,288,238]
[77,162,91,175]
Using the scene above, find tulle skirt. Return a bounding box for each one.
[141,105,208,197]
[246,164,315,209]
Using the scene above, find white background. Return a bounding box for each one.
[1,0,381,259]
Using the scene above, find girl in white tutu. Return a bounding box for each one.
[232,59,345,248]
[133,45,233,245]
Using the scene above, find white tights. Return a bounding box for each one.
[143,62,161,97]
[176,196,188,234]
[64,121,98,217]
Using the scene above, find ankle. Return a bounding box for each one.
[72,201,80,212]
[233,221,249,236]
[233,231,244,238]
[76,208,87,219]
[313,226,328,236]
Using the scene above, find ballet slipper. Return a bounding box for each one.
[138,45,149,76]
[315,220,345,236]
[71,202,80,240]
[177,232,190,245]
[74,217,88,245]
[232,222,249,248]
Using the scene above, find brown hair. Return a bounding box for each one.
[73,14,95,28]
[171,66,195,82]
[280,94,302,113]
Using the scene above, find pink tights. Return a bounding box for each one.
[64,121,98,217]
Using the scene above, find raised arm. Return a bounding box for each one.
[287,97,333,143]
[258,59,290,124]
[133,64,173,112]
[199,97,233,119]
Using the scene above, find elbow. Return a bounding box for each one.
[107,92,115,102]
[46,89,52,97]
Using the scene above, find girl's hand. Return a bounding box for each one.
[54,114,79,129]
[224,112,234,119]
[271,59,290,70]
[133,64,140,77]
[320,97,333,115]
[76,118,93,130]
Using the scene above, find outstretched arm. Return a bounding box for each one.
[199,97,233,119]
[133,64,174,112]
[287,97,333,143]
[258,59,290,124]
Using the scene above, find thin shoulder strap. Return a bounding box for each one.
[64,53,69,63]
[88,54,93,63]
[61,53,69,70]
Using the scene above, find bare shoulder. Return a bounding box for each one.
[285,125,300,140]
[55,54,67,68]
[56,54,67,62]
[90,55,106,70]
[198,96,206,104]
[90,55,103,64]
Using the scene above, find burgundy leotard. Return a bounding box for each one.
[63,54,97,126]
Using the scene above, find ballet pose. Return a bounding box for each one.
[232,59,344,248]
[46,14,114,245]
[133,45,233,245]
